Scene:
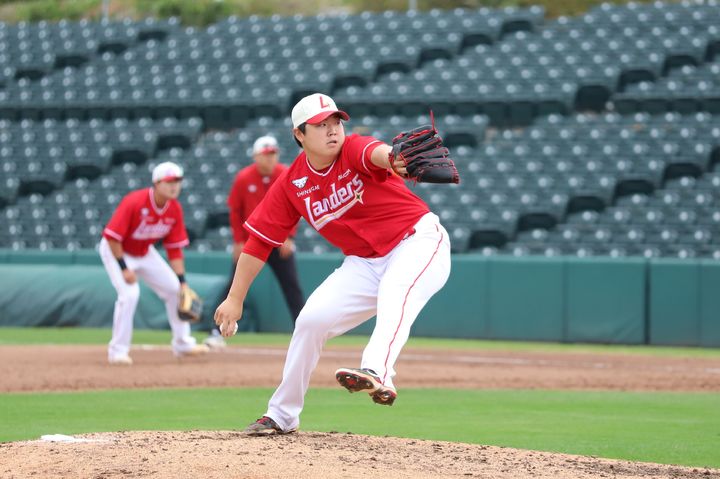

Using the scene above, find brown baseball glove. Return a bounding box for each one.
[178,286,203,323]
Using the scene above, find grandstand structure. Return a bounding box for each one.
[0,2,719,258]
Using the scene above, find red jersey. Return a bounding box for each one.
[228,163,297,243]
[244,134,430,258]
[103,187,189,259]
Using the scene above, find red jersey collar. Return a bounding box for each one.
[304,153,337,177]
[148,187,170,215]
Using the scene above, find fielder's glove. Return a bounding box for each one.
[389,113,460,184]
[178,286,203,323]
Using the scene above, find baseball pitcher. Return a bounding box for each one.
[215,93,458,435]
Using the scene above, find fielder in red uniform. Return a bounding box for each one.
[204,136,305,348]
[100,161,209,365]
[215,93,451,435]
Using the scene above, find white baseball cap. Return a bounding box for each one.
[152,161,184,183]
[252,135,279,155]
[291,93,349,128]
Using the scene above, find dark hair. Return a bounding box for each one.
[293,123,306,148]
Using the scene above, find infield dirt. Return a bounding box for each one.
[1,343,719,478]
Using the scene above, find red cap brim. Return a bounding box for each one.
[255,147,279,154]
[157,175,183,183]
[306,110,350,125]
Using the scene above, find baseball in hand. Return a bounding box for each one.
[220,322,238,337]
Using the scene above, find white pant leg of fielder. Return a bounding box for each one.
[361,213,451,389]
[100,237,141,360]
[134,245,197,354]
[265,256,381,431]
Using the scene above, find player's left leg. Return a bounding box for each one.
[362,213,451,392]
[259,255,382,433]
[135,246,202,356]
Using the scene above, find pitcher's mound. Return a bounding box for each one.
[1,430,717,479]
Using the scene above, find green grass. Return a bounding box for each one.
[1,327,718,468]
[1,388,718,469]
[1,326,719,358]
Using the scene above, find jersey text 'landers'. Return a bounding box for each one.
[245,134,430,258]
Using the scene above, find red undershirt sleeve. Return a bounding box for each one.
[166,247,184,260]
[242,235,273,262]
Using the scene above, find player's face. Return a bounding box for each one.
[299,114,345,157]
[254,151,279,176]
[155,179,183,200]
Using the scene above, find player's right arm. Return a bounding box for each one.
[216,172,299,336]
[106,238,137,284]
[214,252,264,337]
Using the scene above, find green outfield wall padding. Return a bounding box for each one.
[487,256,564,341]
[0,265,226,332]
[249,254,345,334]
[183,251,229,276]
[70,250,102,266]
[649,260,701,346]
[413,256,489,339]
[700,261,720,347]
[565,258,646,344]
[1,250,719,347]
[7,250,73,265]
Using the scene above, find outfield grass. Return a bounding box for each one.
[1,327,719,357]
[0,387,718,469]
[2,326,719,469]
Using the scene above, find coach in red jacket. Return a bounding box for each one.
[205,136,305,347]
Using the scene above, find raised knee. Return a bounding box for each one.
[157,278,181,302]
[118,283,140,303]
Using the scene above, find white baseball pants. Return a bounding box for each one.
[265,212,452,431]
[99,238,197,359]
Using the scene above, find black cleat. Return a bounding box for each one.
[243,416,297,436]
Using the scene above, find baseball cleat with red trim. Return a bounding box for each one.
[370,385,397,406]
[335,367,397,405]
[335,367,382,393]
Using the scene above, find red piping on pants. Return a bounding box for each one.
[382,224,443,384]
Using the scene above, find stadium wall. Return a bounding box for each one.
[0,250,718,347]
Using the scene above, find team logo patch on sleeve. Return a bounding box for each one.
[292,177,308,189]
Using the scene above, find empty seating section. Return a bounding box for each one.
[0,117,202,248]
[613,58,720,114]
[336,2,719,125]
[500,112,720,258]
[1,2,719,258]
[0,7,541,128]
[0,18,178,90]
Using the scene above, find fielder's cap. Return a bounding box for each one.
[152,161,184,183]
[291,93,349,128]
[252,135,279,155]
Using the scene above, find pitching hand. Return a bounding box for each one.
[214,296,243,338]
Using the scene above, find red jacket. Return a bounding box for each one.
[228,163,298,243]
